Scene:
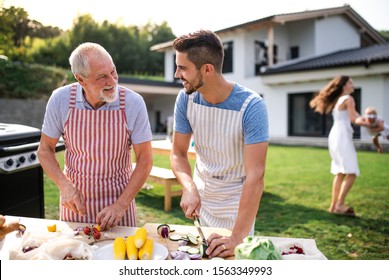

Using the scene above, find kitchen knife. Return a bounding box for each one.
[193,215,208,246]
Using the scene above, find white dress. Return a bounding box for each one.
[328,95,360,176]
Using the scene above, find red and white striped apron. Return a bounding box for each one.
[187,93,256,233]
[61,84,136,226]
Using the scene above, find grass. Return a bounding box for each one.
[43,145,389,260]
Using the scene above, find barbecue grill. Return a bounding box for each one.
[0,123,44,218]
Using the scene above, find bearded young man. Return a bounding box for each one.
[170,30,269,258]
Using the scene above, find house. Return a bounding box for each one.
[125,5,389,148]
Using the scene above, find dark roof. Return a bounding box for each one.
[261,43,389,75]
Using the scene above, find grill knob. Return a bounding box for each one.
[5,158,14,167]
[18,156,26,164]
[29,153,37,161]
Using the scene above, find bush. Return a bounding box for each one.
[0,59,72,99]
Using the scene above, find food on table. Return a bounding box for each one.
[134,227,147,248]
[126,235,138,260]
[138,238,154,260]
[111,228,154,260]
[282,245,305,255]
[157,223,174,235]
[82,225,101,241]
[9,231,95,260]
[113,237,126,260]
[0,215,21,240]
[234,236,282,260]
[47,224,57,232]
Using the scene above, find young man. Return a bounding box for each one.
[170,30,269,258]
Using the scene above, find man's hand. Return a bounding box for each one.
[205,233,242,258]
[96,202,127,230]
[180,188,201,218]
[60,182,86,216]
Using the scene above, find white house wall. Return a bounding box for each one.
[287,20,315,58]
[315,16,360,54]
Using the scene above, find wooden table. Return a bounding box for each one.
[152,140,196,160]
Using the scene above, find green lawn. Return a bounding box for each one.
[44,145,389,260]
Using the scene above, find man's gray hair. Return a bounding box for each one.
[69,42,112,78]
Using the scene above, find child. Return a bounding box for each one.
[363,107,389,153]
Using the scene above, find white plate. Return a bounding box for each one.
[93,241,168,260]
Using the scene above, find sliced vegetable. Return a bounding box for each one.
[187,247,200,255]
[177,239,188,247]
[177,245,191,252]
[160,226,170,238]
[187,233,198,245]
[199,242,208,257]
[169,234,182,241]
[188,253,202,260]
[170,250,190,260]
[157,224,170,235]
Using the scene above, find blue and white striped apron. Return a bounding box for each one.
[187,93,256,233]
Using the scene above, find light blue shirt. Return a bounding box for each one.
[174,83,269,144]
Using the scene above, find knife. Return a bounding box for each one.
[193,215,208,246]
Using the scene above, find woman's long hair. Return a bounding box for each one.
[310,76,350,115]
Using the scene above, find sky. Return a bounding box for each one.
[2,0,389,36]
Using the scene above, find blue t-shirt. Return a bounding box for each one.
[174,83,269,144]
[41,83,152,144]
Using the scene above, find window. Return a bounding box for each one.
[288,90,361,138]
[255,41,278,75]
[222,41,233,73]
[290,46,299,59]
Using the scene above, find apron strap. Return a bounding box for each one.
[69,84,77,108]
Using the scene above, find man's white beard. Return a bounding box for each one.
[99,86,118,103]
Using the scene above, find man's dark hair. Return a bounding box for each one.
[173,30,224,72]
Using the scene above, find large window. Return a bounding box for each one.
[222,41,233,73]
[288,90,361,138]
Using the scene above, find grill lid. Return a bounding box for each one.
[0,123,41,145]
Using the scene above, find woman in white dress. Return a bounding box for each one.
[310,76,369,216]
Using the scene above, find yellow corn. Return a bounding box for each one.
[134,227,147,249]
[138,238,153,260]
[113,237,126,260]
[126,235,138,260]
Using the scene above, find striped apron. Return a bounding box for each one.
[187,93,256,233]
[61,84,137,226]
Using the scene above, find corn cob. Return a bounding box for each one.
[113,237,126,260]
[138,238,154,260]
[134,227,147,249]
[126,235,138,260]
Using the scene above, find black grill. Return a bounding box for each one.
[0,123,44,218]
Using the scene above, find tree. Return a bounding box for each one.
[0,5,62,59]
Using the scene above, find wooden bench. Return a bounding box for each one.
[133,164,182,211]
